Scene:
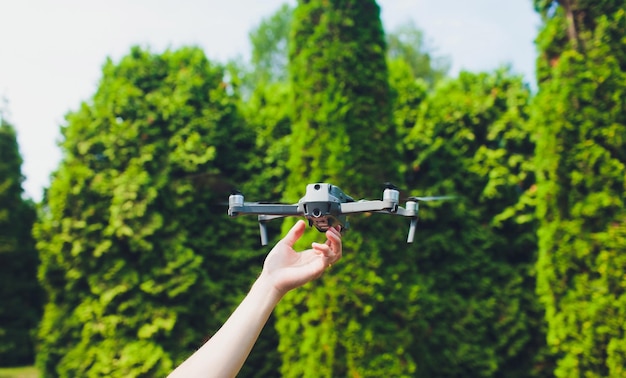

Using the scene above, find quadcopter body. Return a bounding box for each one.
[228,182,450,245]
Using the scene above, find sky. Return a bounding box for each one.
[0,0,541,201]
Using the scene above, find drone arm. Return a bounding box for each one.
[391,205,418,217]
[339,200,396,214]
[340,201,419,218]
[229,203,301,217]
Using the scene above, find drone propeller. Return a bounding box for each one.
[215,189,244,206]
[218,189,286,208]
[383,181,400,190]
[380,181,456,203]
[407,195,456,202]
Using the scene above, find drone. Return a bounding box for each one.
[227,182,453,245]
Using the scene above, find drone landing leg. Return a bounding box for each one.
[407,218,418,243]
[259,222,269,246]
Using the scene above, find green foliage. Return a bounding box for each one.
[388,58,429,180]
[0,116,41,366]
[404,69,551,377]
[286,0,397,193]
[33,46,258,377]
[532,1,626,376]
[240,81,293,203]
[235,80,295,378]
[0,365,39,378]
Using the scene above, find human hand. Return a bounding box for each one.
[260,220,342,297]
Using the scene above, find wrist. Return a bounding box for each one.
[254,272,285,305]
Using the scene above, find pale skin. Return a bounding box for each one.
[168,220,343,378]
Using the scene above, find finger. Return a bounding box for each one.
[332,224,343,235]
[312,242,333,257]
[327,226,341,237]
[325,227,341,246]
[281,220,306,247]
[324,226,341,245]
[325,229,342,259]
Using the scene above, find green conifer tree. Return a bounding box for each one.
[34,46,257,377]
[404,69,550,377]
[276,1,420,376]
[532,1,626,376]
[0,115,40,366]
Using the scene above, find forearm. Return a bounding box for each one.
[168,223,341,377]
[168,274,282,378]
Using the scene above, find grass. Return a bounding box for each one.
[0,366,39,378]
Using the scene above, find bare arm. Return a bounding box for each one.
[168,220,342,378]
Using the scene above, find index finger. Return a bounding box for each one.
[281,220,306,247]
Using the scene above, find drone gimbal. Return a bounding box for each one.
[228,182,450,245]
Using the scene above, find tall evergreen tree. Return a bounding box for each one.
[0,115,40,366]
[531,1,626,376]
[235,4,447,97]
[34,46,257,377]
[276,1,420,376]
[403,69,550,377]
[286,0,397,192]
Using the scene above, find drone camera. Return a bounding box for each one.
[303,201,337,218]
[307,214,342,232]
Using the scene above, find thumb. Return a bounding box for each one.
[281,220,306,247]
